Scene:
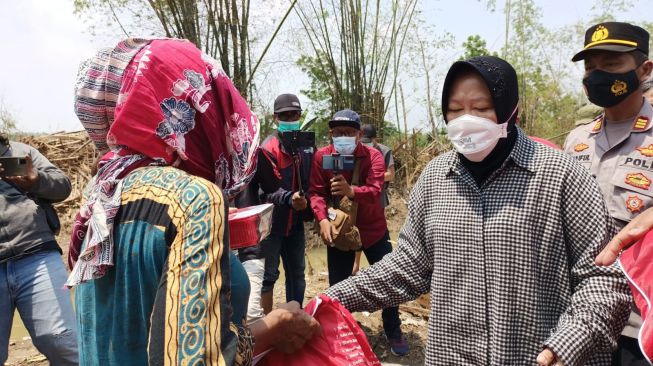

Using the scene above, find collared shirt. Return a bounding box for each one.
[603,117,634,149]
[326,129,630,366]
[309,143,387,248]
[564,99,653,338]
[565,100,653,228]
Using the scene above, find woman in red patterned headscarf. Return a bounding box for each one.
[69,38,318,366]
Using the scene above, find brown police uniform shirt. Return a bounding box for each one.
[564,98,653,338]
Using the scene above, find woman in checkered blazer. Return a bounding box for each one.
[324,56,632,366]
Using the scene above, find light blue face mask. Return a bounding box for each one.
[333,136,357,155]
[278,120,300,132]
[363,142,374,148]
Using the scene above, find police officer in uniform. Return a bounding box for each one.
[565,22,653,365]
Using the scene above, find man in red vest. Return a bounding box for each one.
[257,94,314,314]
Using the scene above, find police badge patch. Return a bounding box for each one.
[626,195,645,213]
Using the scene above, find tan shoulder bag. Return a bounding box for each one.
[324,160,362,251]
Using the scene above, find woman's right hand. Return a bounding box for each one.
[319,219,333,246]
[269,301,320,353]
[251,301,320,355]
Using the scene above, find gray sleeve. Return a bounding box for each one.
[385,148,394,168]
[25,144,72,202]
[543,161,631,366]
[324,168,432,311]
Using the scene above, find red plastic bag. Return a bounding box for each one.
[618,230,653,363]
[256,294,381,366]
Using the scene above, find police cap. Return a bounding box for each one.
[572,22,649,62]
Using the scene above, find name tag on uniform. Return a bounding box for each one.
[568,142,593,167]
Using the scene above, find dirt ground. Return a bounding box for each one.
[5,190,428,366]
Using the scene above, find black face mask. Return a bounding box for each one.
[583,68,640,108]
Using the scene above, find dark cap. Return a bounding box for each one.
[329,109,361,129]
[361,124,376,143]
[572,22,649,62]
[274,94,302,114]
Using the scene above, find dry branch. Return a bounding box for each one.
[17,131,96,246]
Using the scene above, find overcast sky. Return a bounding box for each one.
[0,0,649,133]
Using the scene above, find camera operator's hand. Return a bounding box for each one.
[330,174,354,199]
[291,191,307,211]
[3,155,39,191]
[319,219,334,246]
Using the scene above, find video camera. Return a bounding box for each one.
[279,131,315,197]
[322,153,355,210]
[322,153,355,172]
[279,131,315,153]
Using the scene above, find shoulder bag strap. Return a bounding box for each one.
[349,159,362,225]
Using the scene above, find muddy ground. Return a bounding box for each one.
[5,190,429,365]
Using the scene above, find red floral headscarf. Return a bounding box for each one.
[67,38,259,286]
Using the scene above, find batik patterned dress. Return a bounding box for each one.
[75,166,253,366]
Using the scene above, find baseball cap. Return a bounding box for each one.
[329,109,361,129]
[572,22,650,62]
[361,124,377,143]
[274,94,302,114]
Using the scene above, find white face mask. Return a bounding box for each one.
[446,114,508,162]
[333,136,357,155]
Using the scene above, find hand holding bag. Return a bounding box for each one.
[317,160,362,251]
[326,203,361,251]
[255,294,381,366]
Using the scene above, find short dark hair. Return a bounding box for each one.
[0,133,8,146]
[631,50,649,66]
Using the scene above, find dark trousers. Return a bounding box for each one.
[327,231,402,338]
[261,227,306,304]
[612,336,649,366]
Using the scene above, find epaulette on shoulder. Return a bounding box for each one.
[589,114,604,134]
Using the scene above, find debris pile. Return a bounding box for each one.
[17,131,96,245]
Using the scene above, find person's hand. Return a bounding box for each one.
[596,207,653,266]
[251,301,320,355]
[268,301,320,353]
[2,155,38,191]
[291,191,307,211]
[319,219,333,246]
[537,348,564,366]
[330,174,354,198]
[352,251,361,275]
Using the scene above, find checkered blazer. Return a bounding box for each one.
[325,128,631,366]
